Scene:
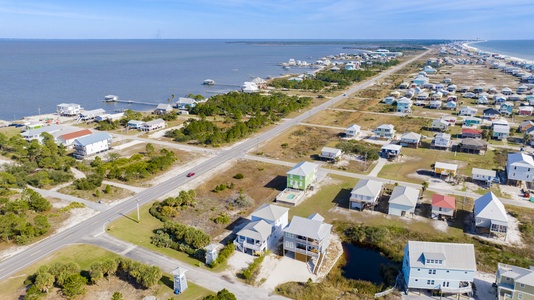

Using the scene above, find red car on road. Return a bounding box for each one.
[187,172,195,177]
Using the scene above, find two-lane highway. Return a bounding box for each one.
[0,50,430,285]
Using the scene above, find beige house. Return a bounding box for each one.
[496,263,534,300]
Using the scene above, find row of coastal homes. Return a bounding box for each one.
[127,119,166,132]
[234,203,332,274]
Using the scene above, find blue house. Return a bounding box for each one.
[444,101,457,110]
[397,98,413,113]
[499,102,514,116]
[175,97,198,110]
[413,76,429,86]
[384,96,396,105]
[402,241,476,295]
[462,117,482,127]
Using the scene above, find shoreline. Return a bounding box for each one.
[461,40,534,63]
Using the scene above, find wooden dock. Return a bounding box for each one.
[103,99,158,106]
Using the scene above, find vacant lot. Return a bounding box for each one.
[305,110,430,134]
[256,125,342,162]
[58,184,134,203]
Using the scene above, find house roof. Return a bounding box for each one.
[21,124,64,137]
[156,103,172,110]
[461,138,488,147]
[347,124,361,131]
[493,125,510,134]
[381,144,402,151]
[484,108,500,115]
[435,133,451,140]
[177,97,197,105]
[73,132,112,147]
[171,267,187,277]
[128,120,145,125]
[462,128,483,135]
[287,161,318,177]
[352,179,383,198]
[59,129,92,141]
[474,192,508,224]
[389,186,419,207]
[432,119,448,126]
[508,153,534,168]
[144,119,165,126]
[321,147,342,154]
[284,214,332,240]
[401,132,422,141]
[236,220,272,242]
[406,241,476,271]
[204,244,219,252]
[432,194,456,210]
[251,203,288,223]
[498,263,534,286]
[377,124,395,130]
[81,108,106,116]
[472,168,496,177]
[435,162,458,171]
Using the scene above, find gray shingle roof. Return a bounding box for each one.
[352,179,383,198]
[407,241,476,271]
[498,263,534,286]
[389,186,419,207]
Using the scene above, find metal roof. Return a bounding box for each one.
[321,147,342,154]
[508,153,534,168]
[472,168,496,177]
[251,203,288,223]
[351,179,383,198]
[389,186,419,207]
[474,192,508,224]
[431,194,456,210]
[498,263,534,286]
[401,132,421,141]
[435,162,458,171]
[73,132,112,147]
[144,119,165,126]
[407,241,476,271]
[284,214,332,240]
[287,161,318,177]
[236,220,272,242]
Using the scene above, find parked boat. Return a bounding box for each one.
[203,79,215,85]
[104,95,119,102]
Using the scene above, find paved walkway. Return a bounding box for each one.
[369,157,388,177]
[83,234,288,300]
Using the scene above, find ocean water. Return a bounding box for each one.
[0,39,360,121]
[472,40,534,61]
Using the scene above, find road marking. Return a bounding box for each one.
[29,250,41,257]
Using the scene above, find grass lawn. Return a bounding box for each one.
[58,184,135,203]
[107,202,205,268]
[378,147,498,184]
[0,244,212,300]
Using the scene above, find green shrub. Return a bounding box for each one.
[233,173,244,179]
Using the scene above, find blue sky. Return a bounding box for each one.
[1,0,533,39]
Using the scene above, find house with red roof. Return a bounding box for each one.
[57,129,93,147]
[431,194,455,219]
[461,128,483,139]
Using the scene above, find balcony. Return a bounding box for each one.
[295,236,319,246]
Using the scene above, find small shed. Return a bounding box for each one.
[171,267,188,294]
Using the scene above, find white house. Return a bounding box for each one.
[402,241,476,295]
[234,204,289,255]
[400,132,422,148]
[242,82,259,93]
[154,103,173,115]
[507,152,534,183]
[432,133,452,149]
[345,124,361,137]
[350,179,383,210]
[283,213,332,272]
[431,194,455,218]
[381,144,402,158]
[319,147,343,160]
[388,186,420,217]
[20,125,64,143]
[57,129,93,147]
[474,192,508,235]
[175,97,198,110]
[56,103,82,116]
[127,120,145,130]
[79,108,106,122]
[73,132,113,158]
[374,124,396,139]
[141,119,166,132]
[432,119,449,131]
[459,106,477,117]
[472,168,497,185]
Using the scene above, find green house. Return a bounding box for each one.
[287,161,319,190]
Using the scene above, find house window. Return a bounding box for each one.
[514,166,517,170]
[518,294,523,300]
[520,283,525,288]
[415,279,418,282]
[427,280,435,285]
[428,269,436,275]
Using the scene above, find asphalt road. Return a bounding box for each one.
[0,50,431,293]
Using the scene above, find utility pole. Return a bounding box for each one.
[136,200,140,223]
